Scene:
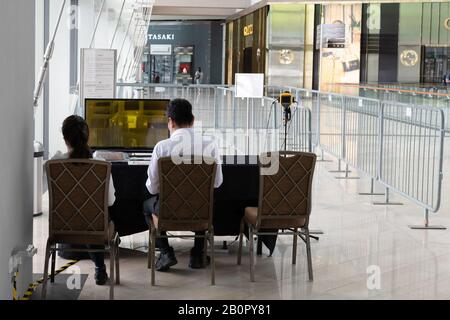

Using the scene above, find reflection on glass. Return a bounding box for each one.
[267,4,307,87]
[319,3,362,92]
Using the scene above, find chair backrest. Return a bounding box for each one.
[257,151,316,229]
[157,156,217,231]
[45,159,111,244]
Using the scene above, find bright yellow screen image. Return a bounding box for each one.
[85,99,170,149]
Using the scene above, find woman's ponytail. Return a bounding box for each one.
[62,115,93,159]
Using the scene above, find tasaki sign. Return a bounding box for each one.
[148,33,175,41]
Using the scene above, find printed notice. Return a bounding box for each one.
[81,49,116,99]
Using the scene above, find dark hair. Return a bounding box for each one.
[62,115,92,159]
[166,99,194,127]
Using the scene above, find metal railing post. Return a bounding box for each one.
[373,102,403,206]
[330,95,351,175]
[359,100,385,195]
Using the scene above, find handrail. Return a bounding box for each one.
[333,83,450,99]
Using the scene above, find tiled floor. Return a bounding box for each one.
[32,157,450,300]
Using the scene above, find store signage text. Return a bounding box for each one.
[243,24,253,37]
[445,18,450,30]
[148,33,175,41]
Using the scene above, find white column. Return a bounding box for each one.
[0,0,35,299]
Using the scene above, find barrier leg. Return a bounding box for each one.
[335,163,360,180]
[373,187,403,206]
[409,209,446,230]
[329,159,351,174]
[317,149,332,163]
[359,178,385,196]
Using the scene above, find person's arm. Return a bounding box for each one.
[146,144,160,195]
[212,141,223,188]
[108,175,116,206]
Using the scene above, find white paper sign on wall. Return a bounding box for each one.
[235,73,264,98]
[80,48,116,100]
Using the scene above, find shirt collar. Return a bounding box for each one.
[170,128,194,139]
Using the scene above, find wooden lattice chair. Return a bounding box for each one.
[237,151,317,282]
[43,159,120,300]
[148,156,217,286]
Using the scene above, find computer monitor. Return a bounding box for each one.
[85,98,170,151]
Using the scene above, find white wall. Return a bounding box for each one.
[0,0,35,299]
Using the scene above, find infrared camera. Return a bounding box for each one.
[279,91,295,123]
[279,92,295,108]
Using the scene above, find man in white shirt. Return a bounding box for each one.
[144,98,223,271]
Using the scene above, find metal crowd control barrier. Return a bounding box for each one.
[331,83,450,132]
[116,83,314,156]
[115,83,445,230]
[265,85,318,151]
[378,102,445,229]
[267,84,446,229]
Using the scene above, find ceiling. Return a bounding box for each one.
[151,0,257,20]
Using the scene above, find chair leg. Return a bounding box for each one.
[50,249,56,283]
[210,231,215,286]
[249,225,255,282]
[203,231,208,267]
[292,228,298,265]
[147,228,152,269]
[237,219,244,265]
[115,238,120,285]
[41,240,52,299]
[305,228,314,281]
[109,245,115,300]
[150,228,156,286]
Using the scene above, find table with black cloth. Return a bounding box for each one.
[109,156,277,254]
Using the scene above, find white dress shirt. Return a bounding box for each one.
[146,128,223,195]
[51,151,116,206]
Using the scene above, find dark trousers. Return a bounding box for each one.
[143,214,205,255]
[157,231,205,255]
[87,245,105,269]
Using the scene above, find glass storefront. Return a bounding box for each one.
[266,4,315,88]
[361,2,450,85]
[145,21,223,85]
[225,7,268,84]
[225,1,450,89]
[318,3,362,92]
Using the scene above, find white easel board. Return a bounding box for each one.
[235,73,264,98]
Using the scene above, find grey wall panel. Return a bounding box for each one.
[0,0,35,299]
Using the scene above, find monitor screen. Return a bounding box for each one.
[85,99,170,150]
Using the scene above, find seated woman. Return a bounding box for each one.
[53,115,116,285]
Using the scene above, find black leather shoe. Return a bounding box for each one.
[95,266,108,285]
[156,248,177,271]
[189,253,211,269]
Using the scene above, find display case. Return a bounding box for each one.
[174,46,194,85]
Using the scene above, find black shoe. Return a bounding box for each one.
[156,248,177,271]
[95,266,108,285]
[189,252,211,269]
